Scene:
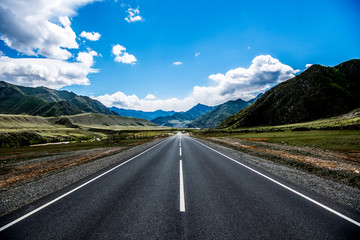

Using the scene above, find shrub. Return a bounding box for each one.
[0,131,47,148]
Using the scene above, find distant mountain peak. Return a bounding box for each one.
[188,96,257,129]
[109,107,176,121]
[151,103,215,128]
[193,103,208,107]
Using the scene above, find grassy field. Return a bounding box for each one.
[191,112,360,152]
[0,130,175,164]
[193,130,360,152]
[0,113,175,188]
[215,109,360,132]
[0,130,176,191]
[0,113,171,147]
[0,114,59,130]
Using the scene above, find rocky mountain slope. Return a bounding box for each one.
[218,59,360,129]
[188,95,261,129]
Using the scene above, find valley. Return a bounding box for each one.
[1,1,359,238]
[0,58,359,237]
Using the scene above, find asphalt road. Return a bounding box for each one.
[1,133,360,239]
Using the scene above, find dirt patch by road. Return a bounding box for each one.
[241,138,269,142]
[0,147,127,189]
[207,137,360,188]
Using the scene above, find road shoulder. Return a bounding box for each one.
[192,136,360,213]
[0,138,167,216]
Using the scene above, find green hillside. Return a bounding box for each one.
[0,114,56,129]
[0,81,114,117]
[218,59,360,129]
[0,113,158,131]
[51,113,158,129]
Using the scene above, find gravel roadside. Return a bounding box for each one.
[193,137,360,213]
[0,138,166,216]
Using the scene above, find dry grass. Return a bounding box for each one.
[204,136,360,188]
[0,147,128,189]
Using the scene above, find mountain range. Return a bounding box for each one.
[188,94,262,129]
[151,104,215,128]
[111,95,263,129]
[1,59,358,130]
[218,59,360,129]
[109,107,176,121]
[0,81,115,117]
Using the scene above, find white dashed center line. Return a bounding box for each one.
[179,160,185,212]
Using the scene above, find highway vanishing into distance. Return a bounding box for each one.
[1,133,360,239]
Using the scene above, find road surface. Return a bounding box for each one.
[1,133,359,239]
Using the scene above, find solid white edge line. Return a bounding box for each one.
[0,137,172,232]
[190,137,360,227]
[179,160,186,212]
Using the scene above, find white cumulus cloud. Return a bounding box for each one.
[145,94,157,100]
[80,31,101,41]
[0,50,99,89]
[94,92,142,109]
[203,54,300,102]
[305,64,313,69]
[195,52,200,57]
[59,16,71,27]
[94,92,195,112]
[173,61,183,66]
[76,50,98,68]
[112,44,137,64]
[125,7,143,23]
[93,55,299,111]
[0,0,98,60]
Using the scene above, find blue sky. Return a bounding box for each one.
[0,0,359,111]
